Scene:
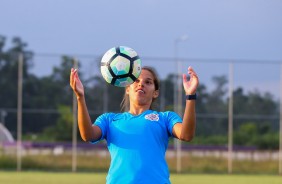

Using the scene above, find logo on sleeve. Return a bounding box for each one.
[145,113,159,121]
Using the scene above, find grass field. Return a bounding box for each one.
[0,172,281,184]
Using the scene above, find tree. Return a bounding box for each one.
[0,36,34,136]
[42,105,73,141]
[0,36,33,108]
[195,75,229,137]
[206,75,228,114]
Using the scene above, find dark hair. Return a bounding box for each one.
[120,66,160,112]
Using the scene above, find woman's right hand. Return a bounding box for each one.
[70,68,85,98]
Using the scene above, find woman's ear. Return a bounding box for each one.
[153,90,159,98]
[126,86,130,95]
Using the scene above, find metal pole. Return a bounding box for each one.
[17,53,23,171]
[72,58,78,172]
[279,64,282,175]
[174,35,187,173]
[173,40,178,152]
[228,62,234,174]
[176,60,183,173]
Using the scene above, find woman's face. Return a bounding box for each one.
[126,69,159,106]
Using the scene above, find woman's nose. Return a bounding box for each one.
[138,80,144,86]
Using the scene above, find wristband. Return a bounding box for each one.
[186,93,197,100]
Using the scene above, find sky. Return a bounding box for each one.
[1,0,282,98]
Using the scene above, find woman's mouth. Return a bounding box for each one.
[136,89,145,94]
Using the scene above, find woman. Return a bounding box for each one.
[70,66,199,184]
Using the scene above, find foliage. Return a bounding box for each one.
[0,154,280,175]
[42,105,73,141]
[189,122,279,150]
[190,135,227,145]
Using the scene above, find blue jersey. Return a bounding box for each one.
[92,109,182,184]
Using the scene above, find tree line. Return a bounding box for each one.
[0,36,279,149]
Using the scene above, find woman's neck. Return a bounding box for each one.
[129,105,150,115]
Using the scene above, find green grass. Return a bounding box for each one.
[0,172,281,184]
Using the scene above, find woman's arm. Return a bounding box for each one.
[70,68,102,142]
[172,66,199,142]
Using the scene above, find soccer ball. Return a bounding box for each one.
[100,46,142,87]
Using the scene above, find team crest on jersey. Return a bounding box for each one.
[145,113,159,121]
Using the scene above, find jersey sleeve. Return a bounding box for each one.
[90,113,111,144]
[165,111,182,136]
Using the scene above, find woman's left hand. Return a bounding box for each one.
[182,66,199,95]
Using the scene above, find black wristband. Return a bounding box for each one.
[186,93,197,100]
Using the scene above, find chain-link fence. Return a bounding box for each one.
[0,52,281,174]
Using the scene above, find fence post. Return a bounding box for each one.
[279,64,282,175]
[228,62,234,174]
[17,53,23,171]
[174,35,187,173]
[176,60,183,173]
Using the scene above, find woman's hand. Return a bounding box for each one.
[70,68,85,98]
[182,66,199,95]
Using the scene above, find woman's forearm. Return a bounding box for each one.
[76,96,95,141]
[180,100,196,141]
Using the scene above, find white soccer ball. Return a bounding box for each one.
[100,46,142,87]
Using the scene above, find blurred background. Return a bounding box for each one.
[0,0,281,175]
